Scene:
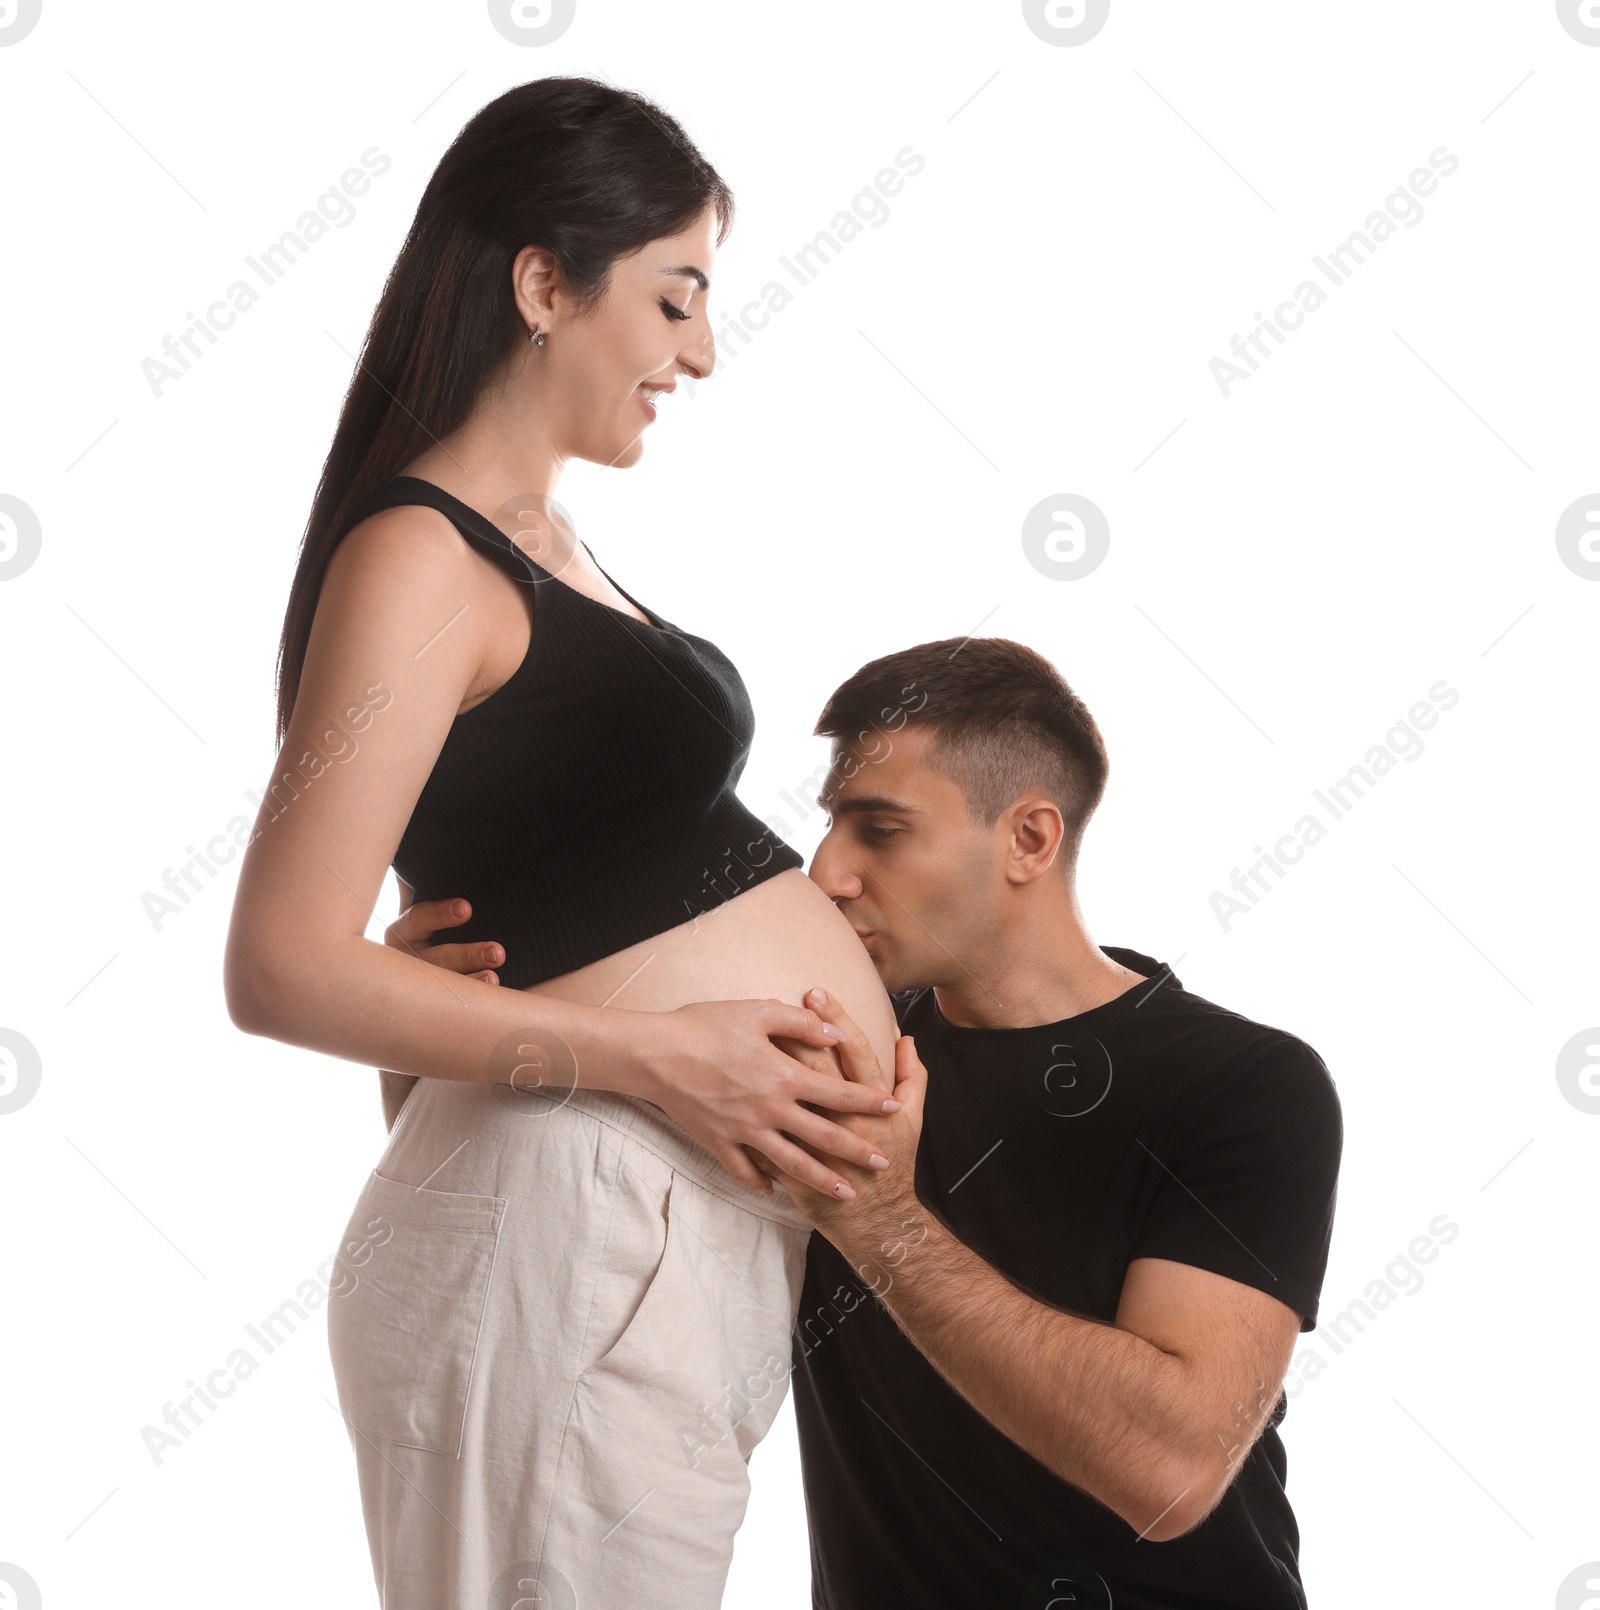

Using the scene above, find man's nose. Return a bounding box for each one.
[809,833,862,901]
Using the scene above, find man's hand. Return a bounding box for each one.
[378,892,506,1131]
[772,987,928,1239]
[748,984,896,1191]
[384,895,505,984]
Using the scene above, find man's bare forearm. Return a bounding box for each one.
[851,1213,1219,1538]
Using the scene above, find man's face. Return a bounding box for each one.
[809,727,1002,995]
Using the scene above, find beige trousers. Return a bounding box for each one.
[327,1074,813,1609]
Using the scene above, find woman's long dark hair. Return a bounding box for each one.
[272,76,734,746]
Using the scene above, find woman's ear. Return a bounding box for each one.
[511,243,562,331]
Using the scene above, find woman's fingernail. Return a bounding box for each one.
[452,900,467,917]
[867,1154,889,1170]
[882,1099,902,1112]
[810,988,828,1004]
[823,1025,845,1040]
[832,1181,856,1200]
[487,945,503,962]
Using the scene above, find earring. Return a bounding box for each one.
[530,324,546,346]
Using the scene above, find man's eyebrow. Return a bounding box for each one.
[661,266,710,292]
[821,793,922,816]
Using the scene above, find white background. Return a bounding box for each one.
[2,1,1597,1605]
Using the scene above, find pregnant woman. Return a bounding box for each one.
[222,77,898,1609]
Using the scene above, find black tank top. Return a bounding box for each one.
[338,476,805,989]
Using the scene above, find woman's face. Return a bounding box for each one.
[528,206,719,470]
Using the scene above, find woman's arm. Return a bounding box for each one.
[223,506,893,1196]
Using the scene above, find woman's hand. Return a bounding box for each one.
[631,998,902,1201]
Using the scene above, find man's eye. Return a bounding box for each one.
[863,825,902,841]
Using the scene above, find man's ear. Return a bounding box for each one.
[1005,798,1067,882]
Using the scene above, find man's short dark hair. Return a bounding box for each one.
[814,637,1109,857]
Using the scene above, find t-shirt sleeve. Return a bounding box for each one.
[1128,1034,1343,1331]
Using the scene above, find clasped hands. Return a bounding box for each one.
[765,987,928,1249]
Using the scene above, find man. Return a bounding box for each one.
[393,636,1342,1609]
[775,637,1341,1608]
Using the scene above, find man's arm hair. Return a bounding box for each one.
[859,1224,1301,1541]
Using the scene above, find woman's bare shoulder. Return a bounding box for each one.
[327,499,485,594]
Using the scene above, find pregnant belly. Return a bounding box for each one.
[520,867,900,1079]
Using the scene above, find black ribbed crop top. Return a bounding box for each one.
[339,477,805,989]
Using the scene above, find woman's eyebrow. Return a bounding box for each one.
[661,265,710,292]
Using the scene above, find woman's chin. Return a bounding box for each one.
[608,430,647,468]
[570,431,645,470]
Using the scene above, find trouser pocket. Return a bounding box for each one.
[326,1167,507,1458]
[537,1167,808,1604]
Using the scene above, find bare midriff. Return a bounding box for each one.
[377,869,900,1136]
[523,866,900,1079]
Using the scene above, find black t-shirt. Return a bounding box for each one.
[791,947,1343,1610]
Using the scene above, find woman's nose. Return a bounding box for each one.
[681,322,715,380]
